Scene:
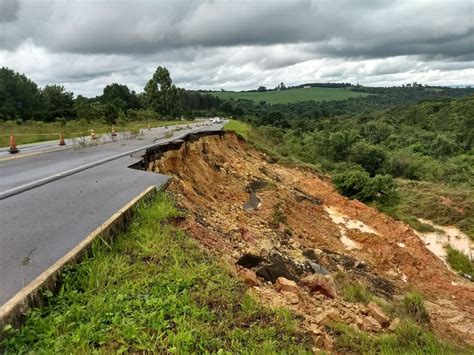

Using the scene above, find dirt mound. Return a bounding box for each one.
[149,132,474,349]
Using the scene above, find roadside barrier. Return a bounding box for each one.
[8,133,19,154]
[58,132,66,146]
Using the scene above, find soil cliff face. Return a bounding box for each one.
[149,132,473,349]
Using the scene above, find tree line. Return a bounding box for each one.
[0,66,240,123]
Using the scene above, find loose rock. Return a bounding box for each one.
[389,317,401,331]
[301,274,338,298]
[360,316,382,332]
[315,308,339,325]
[237,268,261,287]
[367,301,390,327]
[276,277,299,294]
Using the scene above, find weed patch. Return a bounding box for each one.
[446,246,474,279]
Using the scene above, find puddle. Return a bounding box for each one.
[325,206,379,250]
[415,218,473,263]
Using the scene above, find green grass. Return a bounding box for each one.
[0,119,193,147]
[377,179,474,240]
[328,320,466,354]
[1,192,311,353]
[446,246,474,279]
[209,87,369,104]
[223,119,251,141]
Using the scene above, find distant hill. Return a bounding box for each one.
[207,87,370,104]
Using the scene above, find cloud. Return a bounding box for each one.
[0,0,20,23]
[0,0,473,95]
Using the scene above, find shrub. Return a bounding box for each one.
[350,141,387,176]
[333,168,397,203]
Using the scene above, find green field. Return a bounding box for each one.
[209,87,369,104]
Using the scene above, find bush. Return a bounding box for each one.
[350,141,387,176]
[333,168,397,203]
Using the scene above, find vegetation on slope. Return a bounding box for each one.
[208,87,369,104]
[1,192,311,353]
[446,246,474,279]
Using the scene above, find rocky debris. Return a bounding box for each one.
[276,277,299,294]
[367,301,390,327]
[243,190,261,211]
[293,187,322,205]
[237,268,261,287]
[153,132,474,347]
[307,261,330,276]
[389,317,401,331]
[360,316,382,332]
[301,274,338,298]
[257,260,298,283]
[255,254,304,283]
[282,291,300,305]
[236,253,264,268]
[303,248,395,299]
[246,179,268,192]
[314,308,339,325]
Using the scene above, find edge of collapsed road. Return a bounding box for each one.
[0,185,158,339]
[0,124,220,200]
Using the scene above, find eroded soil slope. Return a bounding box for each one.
[149,132,474,349]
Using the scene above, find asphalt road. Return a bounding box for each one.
[0,121,223,305]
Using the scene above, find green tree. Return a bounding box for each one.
[41,85,75,121]
[102,83,139,111]
[0,67,42,120]
[350,141,387,176]
[144,66,180,117]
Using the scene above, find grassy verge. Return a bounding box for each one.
[1,192,310,353]
[378,179,474,240]
[446,246,474,279]
[0,119,193,147]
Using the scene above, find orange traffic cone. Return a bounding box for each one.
[59,132,66,146]
[9,133,19,154]
[111,126,117,137]
[91,129,97,140]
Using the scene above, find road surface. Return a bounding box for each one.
[0,121,223,305]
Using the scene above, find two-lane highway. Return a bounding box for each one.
[0,121,223,305]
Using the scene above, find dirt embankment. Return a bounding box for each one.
[148,132,474,349]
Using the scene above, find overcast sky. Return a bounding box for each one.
[0,0,473,97]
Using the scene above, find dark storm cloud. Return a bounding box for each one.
[1,0,472,60]
[0,0,20,23]
[0,0,472,95]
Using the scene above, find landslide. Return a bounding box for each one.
[148,131,474,350]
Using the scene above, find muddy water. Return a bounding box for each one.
[415,218,473,263]
[324,206,380,250]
